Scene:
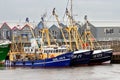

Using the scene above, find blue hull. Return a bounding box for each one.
[11,52,73,67]
[70,50,93,66]
[89,50,113,64]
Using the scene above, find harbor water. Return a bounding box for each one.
[0,64,120,80]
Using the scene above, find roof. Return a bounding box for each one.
[89,21,120,27]
[37,21,44,29]
[0,21,120,29]
[0,22,37,30]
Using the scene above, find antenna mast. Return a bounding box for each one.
[70,0,73,17]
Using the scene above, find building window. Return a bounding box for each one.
[3,29,9,39]
[104,28,114,34]
[52,30,57,39]
[13,31,17,37]
[21,34,28,38]
[28,33,32,38]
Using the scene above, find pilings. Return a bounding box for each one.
[111,52,120,63]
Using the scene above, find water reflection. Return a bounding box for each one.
[0,64,120,80]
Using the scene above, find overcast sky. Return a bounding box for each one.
[0,0,120,22]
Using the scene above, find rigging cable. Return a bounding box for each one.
[63,0,70,21]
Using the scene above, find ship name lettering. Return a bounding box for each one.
[53,58,58,61]
[59,57,65,60]
[78,55,82,58]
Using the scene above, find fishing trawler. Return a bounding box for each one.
[82,15,113,64]
[52,6,93,66]
[11,45,73,67]
[90,49,112,64]
[9,18,73,67]
[0,40,11,63]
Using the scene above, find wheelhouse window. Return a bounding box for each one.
[31,49,33,52]
[25,49,27,52]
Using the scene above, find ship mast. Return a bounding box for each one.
[9,31,26,61]
[52,8,70,50]
[84,15,94,50]
[40,16,51,47]
[28,23,39,48]
[64,0,84,50]
[83,15,102,50]
[70,0,73,24]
